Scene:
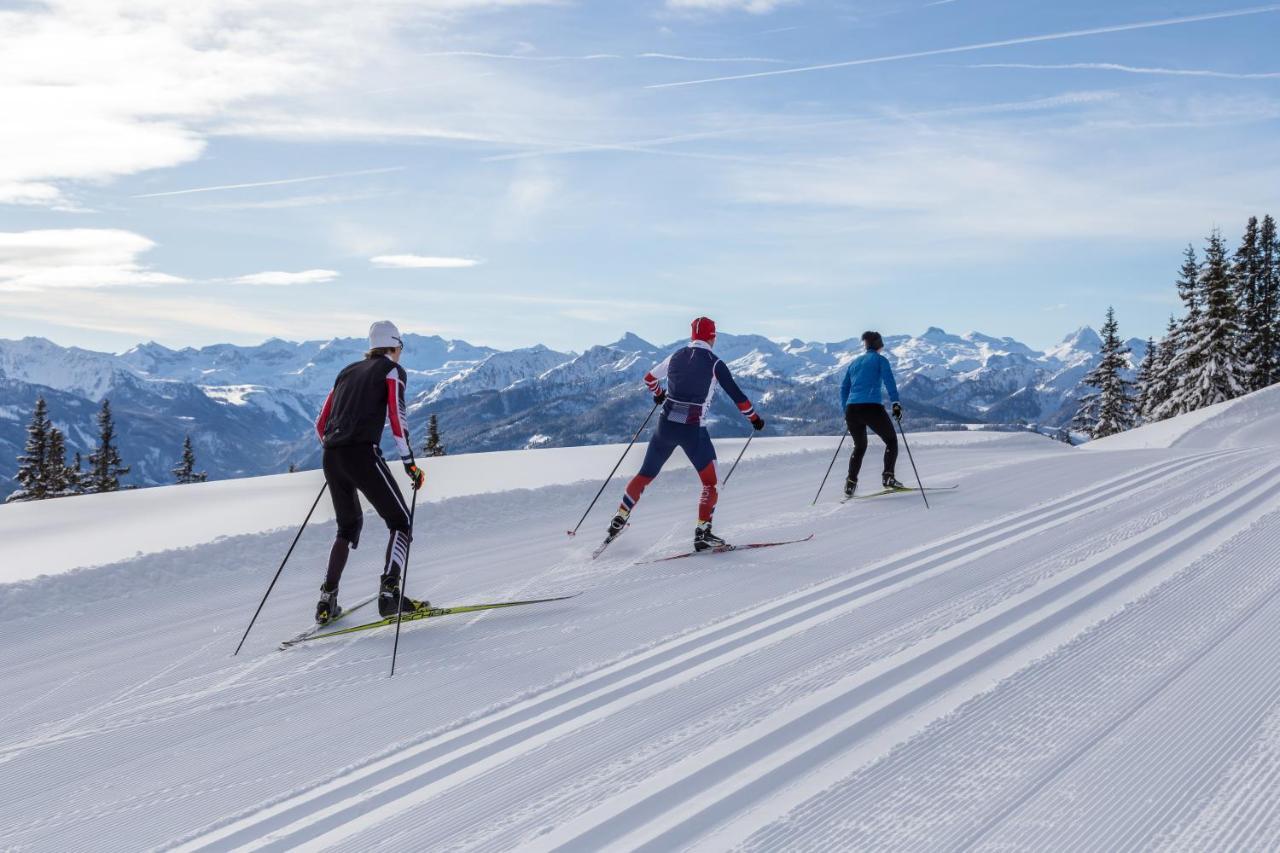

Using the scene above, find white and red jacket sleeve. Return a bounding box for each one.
[385,365,413,461]
[644,355,672,394]
[315,389,335,443]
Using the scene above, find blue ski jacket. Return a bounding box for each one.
[840,350,900,407]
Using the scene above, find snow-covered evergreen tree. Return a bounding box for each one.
[45,428,73,497]
[68,452,87,495]
[1071,307,1136,439]
[1253,213,1279,389]
[172,434,207,484]
[1166,230,1249,412]
[7,397,52,503]
[87,399,130,493]
[1234,216,1265,389]
[1134,337,1158,423]
[422,413,446,457]
[1148,315,1179,421]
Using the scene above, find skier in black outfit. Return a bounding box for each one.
[313,321,427,623]
[839,330,904,498]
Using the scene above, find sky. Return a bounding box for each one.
[1,0,1278,354]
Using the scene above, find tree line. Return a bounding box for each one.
[8,397,449,503]
[1072,214,1279,439]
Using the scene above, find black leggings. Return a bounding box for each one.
[845,403,898,483]
[322,444,412,589]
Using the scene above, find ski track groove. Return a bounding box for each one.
[163,450,1235,850]
[370,453,1258,851]
[524,460,1280,851]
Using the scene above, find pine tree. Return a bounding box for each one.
[1133,337,1158,423]
[1166,230,1249,412]
[1234,216,1265,389]
[45,428,72,497]
[86,399,130,493]
[1254,213,1279,389]
[1070,307,1136,439]
[288,461,298,474]
[1149,315,1179,420]
[422,413,446,457]
[7,397,52,503]
[172,434,207,484]
[68,452,87,495]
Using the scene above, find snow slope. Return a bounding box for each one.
[1,394,1278,851]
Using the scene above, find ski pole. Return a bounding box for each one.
[389,484,419,677]
[566,400,659,536]
[812,433,847,505]
[895,414,929,509]
[721,431,755,489]
[234,481,328,656]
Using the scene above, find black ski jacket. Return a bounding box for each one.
[316,356,412,460]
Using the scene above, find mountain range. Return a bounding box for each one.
[0,327,1144,498]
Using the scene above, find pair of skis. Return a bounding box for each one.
[843,483,959,502]
[280,593,579,647]
[592,520,815,563]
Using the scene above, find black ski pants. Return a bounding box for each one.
[845,403,898,483]
[322,443,412,589]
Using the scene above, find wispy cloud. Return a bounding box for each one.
[0,229,184,291]
[229,269,339,286]
[132,167,404,198]
[638,53,786,63]
[419,51,621,61]
[371,255,482,269]
[647,4,1280,88]
[666,0,797,13]
[190,190,396,211]
[968,62,1280,79]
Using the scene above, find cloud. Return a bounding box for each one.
[0,1,567,207]
[229,269,340,286]
[418,51,621,60]
[371,255,482,269]
[666,0,797,13]
[0,229,184,291]
[647,4,1280,88]
[132,167,405,198]
[637,53,787,64]
[967,62,1280,80]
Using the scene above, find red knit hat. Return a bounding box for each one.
[691,316,717,343]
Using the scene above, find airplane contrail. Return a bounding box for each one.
[646,4,1280,88]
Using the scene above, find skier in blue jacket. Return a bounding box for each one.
[840,330,903,497]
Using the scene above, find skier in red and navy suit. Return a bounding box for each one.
[607,317,765,551]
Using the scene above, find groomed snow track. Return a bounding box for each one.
[1,389,1279,851]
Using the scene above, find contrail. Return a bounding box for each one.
[646,4,1280,88]
[132,167,405,198]
[969,62,1280,79]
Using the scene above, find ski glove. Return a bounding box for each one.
[653,390,667,405]
[751,414,765,431]
[892,402,902,420]
[404,462,425,490]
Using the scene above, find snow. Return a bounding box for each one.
[2,397,1279,850]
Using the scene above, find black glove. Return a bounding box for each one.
[751,414,765,431]
[403,461,425,490]
[892,402,902,420]
[653,390,666,405]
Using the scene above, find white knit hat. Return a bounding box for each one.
[369,320,403,349]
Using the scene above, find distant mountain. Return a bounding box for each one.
[0,327,1144,498]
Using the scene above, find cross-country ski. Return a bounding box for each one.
[641,533,815,563]
[283,594,581,645]
[845,483,961,501]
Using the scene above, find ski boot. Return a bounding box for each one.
[315,584,343,625]
[694,521,727,552]
[605,508,629,542]
[882,473,906,490]
[379,574,428,618]
[843,477,856,499]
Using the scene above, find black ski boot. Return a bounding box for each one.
[379,574,427,618]
[843,477,856,499]
[694,521,727,552]
[882,473,906,490]
[315,584,342,625]
[606,508,630,541]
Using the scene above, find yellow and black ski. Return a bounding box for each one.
[281,593,580,645]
